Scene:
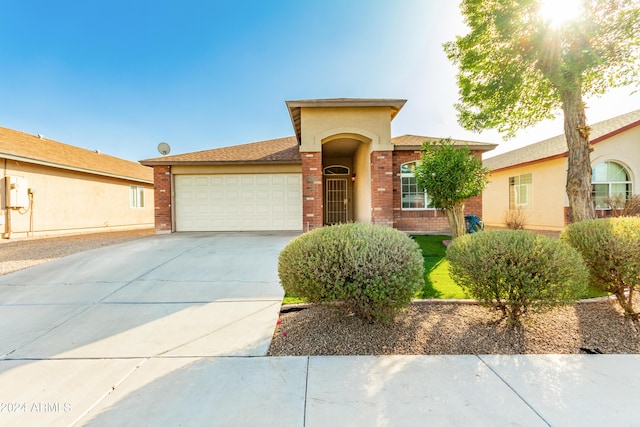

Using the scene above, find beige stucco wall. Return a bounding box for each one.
[1,160,154,238]
[353,142,372,223]
[299,107,393,152]
[483,157,567,231]
[484,124,640,231]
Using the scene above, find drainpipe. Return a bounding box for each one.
[2,159,8,239]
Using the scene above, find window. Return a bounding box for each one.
[323,165,350,175]
[130,186,145,208]
[401,161,434,209]
[509,173,532,209]
[592,161,632,209]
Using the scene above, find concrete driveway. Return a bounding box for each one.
[0,232,297,426]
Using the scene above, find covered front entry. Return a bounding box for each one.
[174,174,302,231]
[324,166,352,224]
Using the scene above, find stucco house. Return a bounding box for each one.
[483,109,640,233]
[141,98,496,234]
[1,126,154,238]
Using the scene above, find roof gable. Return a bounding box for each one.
[0,127,153,183]
[484,110,640,171]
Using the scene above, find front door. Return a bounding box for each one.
[325,178,349,224]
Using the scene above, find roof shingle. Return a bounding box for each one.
[140,136,301,165]
[0,126,153,183]
[484,110,640,171]
[391,135,497,151]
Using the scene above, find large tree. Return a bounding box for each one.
[444,0,640,222]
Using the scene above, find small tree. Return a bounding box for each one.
[414,139,489,238]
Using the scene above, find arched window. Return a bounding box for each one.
[592,161,632,209]
[401,161,434,209]
[323,165,350,175]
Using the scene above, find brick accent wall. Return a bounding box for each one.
[391,150,484,234]
[301,152,323,231]
[153,165,172,232]
[370,151,394,227]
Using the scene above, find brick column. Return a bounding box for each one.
[153,165,172,233]
[301,152,323,231]
[371,151,394,226]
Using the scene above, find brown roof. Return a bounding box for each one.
[140,136,301,165]
[0,126,153,183]
[141,133,499,166]
[484,109,640,171]
[391,135,497,151]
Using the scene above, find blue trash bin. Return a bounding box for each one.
[465,214,484,233]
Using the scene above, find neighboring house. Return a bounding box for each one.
[483,109,640,233]
[1,127,154,238]
[141,98,496,234]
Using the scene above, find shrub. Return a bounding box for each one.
[446,230,588,323]
[504,208,527,230]
[562,217,640,319]
[604,194,640,217]
[278,223,424,322]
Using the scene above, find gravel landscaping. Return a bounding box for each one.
[268,296,640,356]
[0,229,155,275]
[3,229,639,356]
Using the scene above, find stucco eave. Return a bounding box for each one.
[139,160,302,167]
[2,153,154,185]
[393,144,498,152]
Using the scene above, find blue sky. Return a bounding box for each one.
[1,1,638,162]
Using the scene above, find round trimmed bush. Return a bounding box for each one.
[278,223,424,322]
[562,217,640,319]
[446,230,588,323]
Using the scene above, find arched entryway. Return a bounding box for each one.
[321,133,371,225]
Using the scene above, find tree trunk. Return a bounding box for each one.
[561,89,596,223]
[446,204,466,239]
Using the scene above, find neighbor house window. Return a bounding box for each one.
[592,161,632,209]
[401,161,434,209]
[130,186,145,208]
[509,173,532,209]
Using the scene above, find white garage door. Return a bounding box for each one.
[175,174,302,231]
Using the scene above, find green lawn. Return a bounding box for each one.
[412,235,468,299]
[282,233,607,304]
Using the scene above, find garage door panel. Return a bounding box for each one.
[175,174,302,231]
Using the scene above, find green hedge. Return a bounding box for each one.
[446,230,588,323]
[278,223,424,322]
[562,217,640,319]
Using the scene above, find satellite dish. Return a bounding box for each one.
[157,142,171,156]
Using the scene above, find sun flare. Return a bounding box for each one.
[539,0,583,27]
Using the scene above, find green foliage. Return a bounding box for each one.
[278,223,425,322]
[562,217,640,319]
[447,230,589,323]
[415,140,489,210]
[413,235,468,299]
[414,139,489,238]
[444,0,640,137]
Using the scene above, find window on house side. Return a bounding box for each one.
[509,173,532,209]
[592,161,632,209]
[401,161,434,210]
[130,186,145,208]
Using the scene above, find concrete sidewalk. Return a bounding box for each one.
[1,233,639,426]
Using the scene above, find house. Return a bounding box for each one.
[483,109,640,233]
[1,127,154,238]
[140,98,496,234]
